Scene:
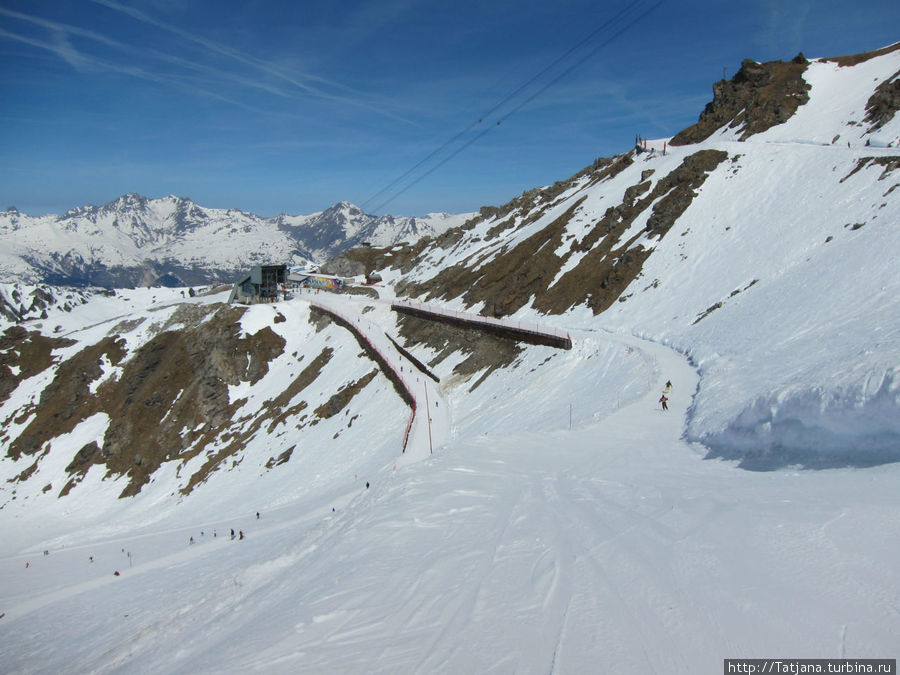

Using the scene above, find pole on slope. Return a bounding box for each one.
[424,383,433,454]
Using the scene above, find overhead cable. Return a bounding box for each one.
[359,0,646,213]
[366,0,664,215]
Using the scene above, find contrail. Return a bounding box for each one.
[90,0,415,124]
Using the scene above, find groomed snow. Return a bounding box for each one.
[1,287,898,673]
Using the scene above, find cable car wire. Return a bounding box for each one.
[359,0,646,212]
[367,0,663,215]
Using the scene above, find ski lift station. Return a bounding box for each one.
[228,265,352,305]
[228,264,288,304]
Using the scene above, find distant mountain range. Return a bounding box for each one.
[0,196,474,288]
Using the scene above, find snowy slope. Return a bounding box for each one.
[600,51,900,467]
[1,46,899,674]
[1,289,898,673]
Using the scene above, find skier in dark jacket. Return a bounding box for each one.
[659,394,668,411]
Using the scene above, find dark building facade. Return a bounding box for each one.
[228,264,287,304]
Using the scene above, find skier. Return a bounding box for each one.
[239,530,244,540]
[659,394,668,411]
[190,536,194,545]
[663,380,672,393]
[256,512,260,520]
[230,528,235,540]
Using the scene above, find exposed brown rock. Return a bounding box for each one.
[865,70,900,131]
[1,302,328,498]
[99,305,285,497]
[398,197,585,319]
[6,335,127,461]
[0,326,74,405]
[825,42,900,67]
[314,370,377,419]
[671,57,810,145]
[265,446,294,469]
[264,347,332,432]
[841,156,900,183]
[388,149,726,323]
[180,344,376,495]
[535,149,728,315]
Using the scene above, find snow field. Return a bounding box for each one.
[4,298,897,672]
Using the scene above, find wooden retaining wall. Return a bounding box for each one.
[308,304,417,452]
[391,301,572,350]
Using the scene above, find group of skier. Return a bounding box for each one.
[190,526,248,545]
[187,512,261,546]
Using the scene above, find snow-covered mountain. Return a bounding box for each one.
[0,44,899,673]
[0,196,473,288]
[276,201,472,260]
[371,43,900,470]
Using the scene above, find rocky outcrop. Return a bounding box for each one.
[0,326,74,407]
[825,41,900,67]
[3,303,297,498]
[396,313,522,391]
[535,149,728,315]
[391,149,727,319]
[865,70,900,130]
[0,285,91,322]
[671,55,811,145]
[321,254,366,277]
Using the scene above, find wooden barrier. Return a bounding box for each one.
[308,302,417,452]
[391,300,572,350]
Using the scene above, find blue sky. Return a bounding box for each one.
[1,0,898,217]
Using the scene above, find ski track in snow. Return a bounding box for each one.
[2,288,896,673]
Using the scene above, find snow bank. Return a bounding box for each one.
[696,372,900,469]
